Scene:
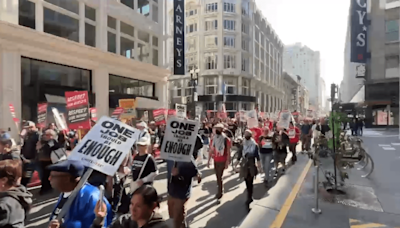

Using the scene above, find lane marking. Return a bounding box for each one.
[391,143,400,146]
[382,147,396,150]
[379,144,391,147]
[349,218,388,228]
[269,159,312,228]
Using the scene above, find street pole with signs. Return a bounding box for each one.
[330,83,338,191]
[190,68,199,120]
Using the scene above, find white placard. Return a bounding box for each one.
[277,110,291,130]
[160,117,200,162]
[246,110,258,128]
[175,103,187,119]
[52,108,68,130]
[68,116,140,176]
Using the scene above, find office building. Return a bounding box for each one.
[167,0,284,117]
[0,0,169,137]
[283,43,321,111]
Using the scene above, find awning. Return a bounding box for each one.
[136,97,164,110]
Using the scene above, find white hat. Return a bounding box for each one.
[136,121,148,128]
[136,137,150,146]
[24,121,35,128]
[214,123,224,128]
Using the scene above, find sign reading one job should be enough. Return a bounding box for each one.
[160,117,200,162]
[69,116,140,176]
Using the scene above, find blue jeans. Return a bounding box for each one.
[259,153,273,182]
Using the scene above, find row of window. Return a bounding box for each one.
[120,0,159,22]
[205,1,251,16]
[19,0,160,67]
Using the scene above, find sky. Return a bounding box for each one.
[255,0,351,95]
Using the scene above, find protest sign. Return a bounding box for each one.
[65,91,91,129]
[68,116,140,176]
[142,111,149,122]
[306,109,314,118]
[90,108,97,122]
[8,104,19,123]
[246,110,258,128]
[175,104,187,119]
[167,109,176,119]
[37,103,48,128]
[119,99,136,118]
[52,108,68,131]
[153,109,166,125]
[160,117,200,162]
[111,107,124,119]
[277,110,291,129]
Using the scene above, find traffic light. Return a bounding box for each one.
[331,84,337,103]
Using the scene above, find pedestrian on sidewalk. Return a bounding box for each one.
[258,128,274,185]
[288,122,300,164]
[238,130,260,206]
[208,123,231,202]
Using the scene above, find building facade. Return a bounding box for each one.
[341,0,400,127]
[319,77,328,116]
[167,0,284,118]
[282,72,298,112]
[0,0,169,137]
[283,43,321,111]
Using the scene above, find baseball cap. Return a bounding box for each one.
[149,121,156,125]
[23,121,35,128]
[136,121,148,128]
[214,123,224,129]
[47,160,85,178]
[136,136,150,146]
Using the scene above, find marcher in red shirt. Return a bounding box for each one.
[249,121,263,143]
[208,123,231,202]
[288,121,300,163]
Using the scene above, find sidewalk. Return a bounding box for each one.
[278,136,400,228]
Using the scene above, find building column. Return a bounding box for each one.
[155,81,168,109]
[35,0,44,32]
[92,68,109,118]
[0,47,21,138]
[79,1,85,44]
[96,0,107,51]
[0,0,18,24]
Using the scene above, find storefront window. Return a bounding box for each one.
[109,75,155,97]
[21,57,91,122]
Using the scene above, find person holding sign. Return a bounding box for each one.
[272,128,289,177]
[47,160,113,228]
[288,122,300,164]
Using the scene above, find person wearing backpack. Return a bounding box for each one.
[207,123,231,202]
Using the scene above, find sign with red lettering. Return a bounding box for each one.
[153,109,166,125]
[90,108,97,122]
[65,91,90,130]
[111,107,124,120]
[37,103,48,128]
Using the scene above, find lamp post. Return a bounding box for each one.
[190,68,199,119]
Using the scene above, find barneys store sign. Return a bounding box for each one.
[173,0,185,75]
[350,0,367,64]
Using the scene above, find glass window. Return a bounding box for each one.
[206,103,215,111]
[138,0,150,16]
[225,102,237,111]
[152,4,158,23]
[386,20,399,42]
[137,30,150,43]
[205,3,218,13]
[121,0,134,9]
[109,75,155,97]
[85,5,96,21]
[45,0,79,14]
[44,8,79,42]
[121,21,134,36]
[120,37,135,59]
[152,49,159,66]
[19,0,36,30]
[137,43,150,63]
[108,16,116,29]
[85,23,96,47]
[108,32,117,53]
[152,36,158,47]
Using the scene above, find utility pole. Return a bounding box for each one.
[330,83,338,191]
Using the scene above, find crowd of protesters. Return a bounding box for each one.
[0,112,332,228]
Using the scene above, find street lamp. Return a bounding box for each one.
[190,68,199,119]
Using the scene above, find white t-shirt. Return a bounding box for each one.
[311,124,318,138]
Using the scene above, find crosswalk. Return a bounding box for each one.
[378,143,400,151]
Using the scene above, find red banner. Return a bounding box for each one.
[167,109,176,119]
[153,109,166,125]
[65,91,91,130]
[37,103,48,128]
[111,107,124,119]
